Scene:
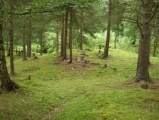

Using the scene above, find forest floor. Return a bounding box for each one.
[0,49,159,120]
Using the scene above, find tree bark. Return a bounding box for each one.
[0,1,19,91]
[136,0,153,82]
[69,7,73,63]
[114,24,119,49]
[40,29,43,55]
[153,16,159,57]
[114,30,117,49]
[63,9,68,60]
[10,0,15,74]
[60,16,65,57]
[103,0,112,58]
[56,17,59,54]
[22,24,27,60]
[6,38,10,56]
[27,13,32,57]
[153,37,158,57]
[79,9,83,50]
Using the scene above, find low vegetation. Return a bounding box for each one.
[0,49,159,120]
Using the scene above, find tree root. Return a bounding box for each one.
[1,81,19,92]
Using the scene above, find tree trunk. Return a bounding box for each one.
[27,13,32,57]
[22,24,27,60]
[114,24,119,49]
[79,9,83,50]
[10,0,14,74]
[153,37,158,57]
[153,16,159,57]
[68,7,73,63]
[60,16,65,57]
[56,17,59,54]
[114,31,117,49]
[136,0,153,82]
[6,38,10,56]
[40,29,43,55]
[103,0,112,58]
[63,9,68,60]
[26,27,29,56]
[0,1,19,91]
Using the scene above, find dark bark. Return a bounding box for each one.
[153,38,158,57]
[40,30,43,55]
[114,31,117,49]
[63,9,68,60]
[10,0,15,74]
[79,9,83,50]
[153,32,158,57]
[103,0,112,58]
[22,24,27,60]
[6,38,10,56]
[56,18,59,54]
[60,16,65,57]
[7,46,10,56]
[153,16,159,57]
[136,0,153,82]
[0,1,19,91]
[27,13,32,57]
[114,24,119,49]
[68,7,73,63]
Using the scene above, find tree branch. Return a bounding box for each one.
[146,3,159,23]
[137,15,144,37]
[6,9,56,16]
[141,0,145,5]
[112,2,128,8]
[123,18,137,23]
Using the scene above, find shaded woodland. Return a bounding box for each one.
[0,0,159,119]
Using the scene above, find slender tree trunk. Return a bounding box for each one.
[103,0,112,58]
[22,24,27,60]
[60,16,65,57]
[116,24,119,42]
[153,16,159,57]
[63,9,68,60]
[56,18,59,54]
[153,31,158,57]
[69,7,73,63]
[79,9,83,50]
[0,1,19,91]
[26,27,29,56]
[10,0,14,74]
[114,24,119,49]
[27,13,32,57]
[114,31,117,49]
[6,38,10,56]
[136,0,153,82]
[40,30,43,55]
[153,38,157,57]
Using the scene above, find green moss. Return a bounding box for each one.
[0,50,159,120]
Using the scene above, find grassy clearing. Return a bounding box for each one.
[0,49,159,120]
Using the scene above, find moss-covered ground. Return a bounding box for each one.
[0,49,159,120]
